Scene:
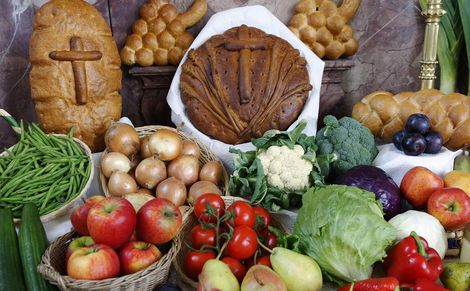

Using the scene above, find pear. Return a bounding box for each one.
[270,247,322,291]
[197,259,240,291]
[440,262,470,291]
[241,265,287,291]
[455,150,470,173]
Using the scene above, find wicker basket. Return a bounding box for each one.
[38,221,185,291]
[0,134,93,223]
[100,125,229,197]
[173,196,287,288]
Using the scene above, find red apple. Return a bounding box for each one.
[136,198,182,244]
[66,236,95,263]
[71,195,105,236]
[427,187,470,230]
[67,244,119,280]
[118,241,162,275]
[401,166,444,208]
[87,197,137,249]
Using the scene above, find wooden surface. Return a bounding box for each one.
[0,0,424,150]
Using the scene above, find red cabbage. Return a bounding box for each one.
[335,165,402,219]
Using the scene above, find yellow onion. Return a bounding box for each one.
[140,136,153,158]
[100,152,131,178]
[181,140,201,159]
[148,129,182,161]
[156,177,187,207]
[200,161,223,185]
[188,180,222,204]
[104,122,140,157]
[167,155,199,186]
[135,156,167,189]
[108,171,138,196]
[122,193,155,212]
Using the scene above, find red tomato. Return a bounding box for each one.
[253,206,272,232]
[226,225,258,260]
[191,224,217,249]
[264,230,278,250]
[221,257,247,282]
[256,255,272,268]
[193,193,225,223]
[184,250,216,280]
[227,201,255,228]
[244,254,271,269]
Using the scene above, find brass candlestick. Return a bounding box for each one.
[419,0,445,89]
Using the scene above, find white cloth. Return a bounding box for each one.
[373,143,462,185]
[167,5,325,172]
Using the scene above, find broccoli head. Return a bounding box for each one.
[316,115,378,176]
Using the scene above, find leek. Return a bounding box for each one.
[457,0,470,95]
[420,0,463,93]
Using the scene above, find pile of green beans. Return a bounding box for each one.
[0,123,91,218]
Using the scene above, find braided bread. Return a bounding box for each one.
[120,0,207,66]
[352,89,470,150]
[289,0,361,60]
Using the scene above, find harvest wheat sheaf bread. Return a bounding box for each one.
[120,0,207,66]
[289,0,361,60]
[29,0,122,152]
[352,89,470,150]
[180,25,313,144]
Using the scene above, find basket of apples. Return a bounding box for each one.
[38,195,185,290]
[174,194,289,288]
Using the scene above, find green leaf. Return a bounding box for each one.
[458,0,470,95]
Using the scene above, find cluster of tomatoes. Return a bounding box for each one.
[184,194,278,282]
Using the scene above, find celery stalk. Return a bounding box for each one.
[457,0,470,95]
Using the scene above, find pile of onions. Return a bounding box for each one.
[100,125,225,208]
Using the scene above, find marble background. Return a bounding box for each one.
[0,0,424,149]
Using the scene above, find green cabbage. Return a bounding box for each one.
[293,185,397,284]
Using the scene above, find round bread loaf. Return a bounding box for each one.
[29,0,122,152]
[180,25,313,145]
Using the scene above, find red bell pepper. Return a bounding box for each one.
[337,277,400,291]
[401,278,449,291]
[384,231,443,284]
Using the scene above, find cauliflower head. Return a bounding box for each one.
[257,145,313,192]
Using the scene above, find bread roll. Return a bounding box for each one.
[29,0,122,152]
[352,89,470,150]
[120,0,207,66]
[289,0,361,60]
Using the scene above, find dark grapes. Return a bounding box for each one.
[401,133,426,156]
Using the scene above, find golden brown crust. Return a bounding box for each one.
[29,0,122,152]
[289,0,361,60]
[121,0,207,66]
[180,25,313,144]
[352,89,470,150]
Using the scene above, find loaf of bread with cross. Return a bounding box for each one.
[289,0,361,60]
[120,0,207,66]
[29,0,122,152]
[180,25,313,144]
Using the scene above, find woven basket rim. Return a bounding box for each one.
[0,134,94,223]
[173,196,287,288]
[100,125,229,197]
